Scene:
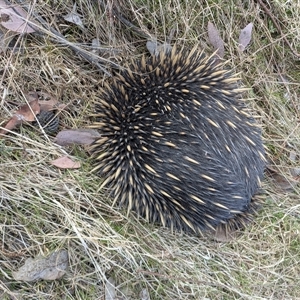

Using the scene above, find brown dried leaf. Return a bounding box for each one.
[55,129,100,146]
[12,250,68,282]
[0,1,37,33]
[50,155,81,169]
[0,99,40,135]
[1,115,20,133]
[207,22,224,59]
[27,91,65,111]
[63,3,84,30]
[238,23,253,52]
[17,99,40,121]
[38,99,59,111]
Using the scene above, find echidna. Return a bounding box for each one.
[90,45,265,234]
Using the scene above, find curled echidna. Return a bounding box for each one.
[90,46,265,234]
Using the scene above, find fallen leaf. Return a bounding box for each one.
[238,23,253,52]
[17,99,40,121]
[0,99,40,135]
[26,91,66,111]
[63,3,84,30]
[146,40,172,56]
[207,22,224,59]
[50,155,81,169]
[105,277,116,300]
[12,250,68,282]
[55,129,100,146]
[1,115,22,133]
[0,1,37,33]
[38,100,58,111]
[140,288,150,300]
[146,40,159,55]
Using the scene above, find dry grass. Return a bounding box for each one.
[1,0,300,299]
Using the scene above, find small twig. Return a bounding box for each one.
[257,0,300,59]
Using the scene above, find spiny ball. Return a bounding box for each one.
[90,46,265,234]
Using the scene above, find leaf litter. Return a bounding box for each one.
[12,250,68,282]
[50,155,81,169]
[207,21,224,58]
[63,3,85,30]
[0,0,37,33]
[238,23,253,52]
[0,99,40,135]
[0,91,63,136]
[55,129,100,146]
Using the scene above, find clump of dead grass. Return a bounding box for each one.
[1,0,300,299]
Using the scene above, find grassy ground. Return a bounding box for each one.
[1,0,300,299]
